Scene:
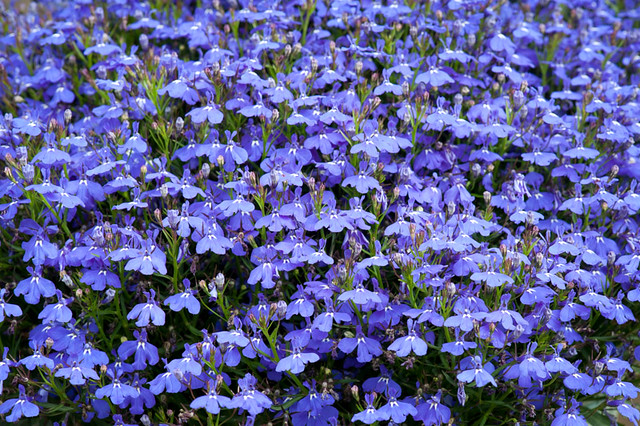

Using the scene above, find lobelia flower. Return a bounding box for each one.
[0,385,39,422]
[37,290,73,324]
[126,289,166,327]
[95,369,138,405]
[19,343,54,371]
[164,279,200,314]
[228,373,272,416]
[54,361,99,385]
[457,356,497,387]
[415,390,451,425]
[124,238,167,276]
[117,329,159,370]
[190,379,232,415]
[351,393,382,425]
[377,389,417,423]
[275,341,320,374]
[118,373,156,415]
[0,289,22,322]
[388,319,429,357]
[337,325,383,363]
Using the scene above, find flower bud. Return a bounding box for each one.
[175,117,184,132]
[513,90,524,109]
[276,300,287,320]
[140,415,151,426]
[447,201,456,216]
[160,184,168,198]
[103,288,116,304]
[166,209,180,229]
[60,271,75,288]
[445,281,456,298]
[201,163,211,178]
[607,251,616,266]
[483,191,492,205]
[215,273,225,291]
[63,108,73,124]
[22,164,34,183]
[355,60,363,75]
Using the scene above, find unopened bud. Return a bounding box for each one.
[175,117,184,132]
[483,191,492,204]
[139,34,149,50]
[355,60,363,74]
[215,273,225,291]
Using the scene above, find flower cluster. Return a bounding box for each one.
[0,0,639,424]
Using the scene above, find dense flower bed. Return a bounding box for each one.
[0,0,639,424]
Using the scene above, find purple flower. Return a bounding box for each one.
[0,385,39,422]
[126,290,165,327]
[352,393,382,424]
[377,389,417,423]
[0,289,22,322]
[337,325,383,363]
[164,279,200,315]
[95,370,138,405]
[117,329,159,370]
[275,342,320,374]
[457,356,497,387]
[191,380,231,414]
[228,373,272,416]
[388,320,428,357]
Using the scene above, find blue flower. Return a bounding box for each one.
[164,279,200,315]
[191,379,231,414]
[275,342,320,374]
[457,356,497,387]
[388,320,428,357]
[0,289,22,322]
[228,373,272,416]
[126,289,165,327]
[117,329,159,370]
[0,385,39,422]
[377,389,417,423]
[95,370,138,405]
[337,325,383,363]
[351,393,382,424]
